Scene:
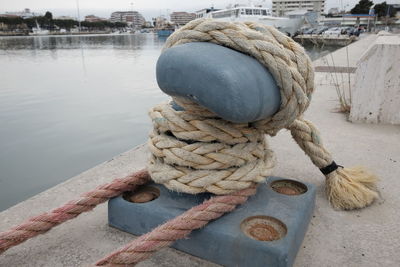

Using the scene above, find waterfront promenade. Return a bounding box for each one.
[1,34,399,266]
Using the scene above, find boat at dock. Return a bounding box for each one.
[197,3,304,36]
[29,20,49,36]
[157,29,174,37]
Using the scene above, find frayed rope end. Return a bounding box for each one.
[325,166,379,210]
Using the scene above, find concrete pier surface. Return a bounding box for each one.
[1,34,400,266]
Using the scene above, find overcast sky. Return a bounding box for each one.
[0,0,395,20]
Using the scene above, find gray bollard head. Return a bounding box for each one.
[156,42,281,123]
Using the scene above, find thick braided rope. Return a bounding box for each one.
[289,118,379,209]
[163,18,314,135]
[149,19,348,197]
[288,118,333,169]
[95,185,257,266]
[0,169,150,254]
[148,102,275,194]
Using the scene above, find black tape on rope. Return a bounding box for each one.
[320,161,342,175]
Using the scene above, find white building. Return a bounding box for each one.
[328,7,340,15]
[272,0,325,16]
[5,8,41,19]
[110,11,145,27]
[55,16,76,20]
[153,16,170,29]
[170,12,196,26]
[85,15,107,22]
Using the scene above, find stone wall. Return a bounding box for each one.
[349,32,400,124]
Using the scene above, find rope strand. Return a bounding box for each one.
[0,169,150,254]
[95,185,257,266]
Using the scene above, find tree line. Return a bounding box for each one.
[0,11,127,31]
[351,0,397,17]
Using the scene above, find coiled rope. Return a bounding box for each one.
[148,102,276,195]
[148,19,378,210]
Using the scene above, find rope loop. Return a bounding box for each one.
[164,18,315,135]
[148,102,275,194]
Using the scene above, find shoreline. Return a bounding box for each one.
[0,31,150,37]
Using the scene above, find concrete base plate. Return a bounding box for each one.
[108,177,316,267]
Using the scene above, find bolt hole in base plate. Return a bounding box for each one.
[241,216,287,241]
[123,186,160,203]
[271,179,308,195]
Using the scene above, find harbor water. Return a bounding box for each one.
[0,34,339,211]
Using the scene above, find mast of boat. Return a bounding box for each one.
[76,0,82,32]
[130,2,134,30]
[35,19,41,31]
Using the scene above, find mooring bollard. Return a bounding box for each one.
[156,42,281,123]
[108,38,317,266]
[101,19,379,266]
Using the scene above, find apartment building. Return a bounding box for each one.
[84,15,107,23]
[272,0,325,16]
[170,12,196,26]
[110,11,145,27]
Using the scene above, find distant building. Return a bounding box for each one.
[272,0,325,16]
[389,4,400,18]
[320,15,374,27]
[85,15,107,22]
[153,16,169,29]
[195,8,220,19]
[170,12,196,26]
[110,11,145,27]
[55,16,76,20]
[286,9,309,19]
[4,8,41,18]
[0,14,20,18]
[144,21,153,28]
[328,8,340,15]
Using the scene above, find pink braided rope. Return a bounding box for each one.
[95,185,257,266]
[0,169,150,254]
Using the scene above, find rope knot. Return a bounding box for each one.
[149,18,379,210]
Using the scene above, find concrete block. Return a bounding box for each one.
[108,177,316,267]
[349,34,400,124]
[156,42,281,123]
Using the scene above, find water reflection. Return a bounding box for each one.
[0,33,165,51]
[0,34,338,211]
[0,34,168,211]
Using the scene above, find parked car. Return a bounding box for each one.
[314,26,329,35]
[341,27,353,34]
[347,27,362,37]
[323,27,342,36]
[293,27,308,37]
[303,28,317,34]
[300,27,311,34]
